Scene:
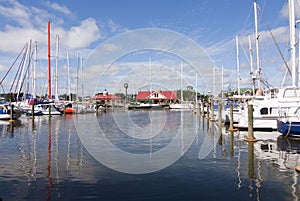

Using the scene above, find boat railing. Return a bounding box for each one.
[278,106,300,121]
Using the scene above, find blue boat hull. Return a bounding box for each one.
[277,120,300,137]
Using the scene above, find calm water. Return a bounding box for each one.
[0,110,299,201]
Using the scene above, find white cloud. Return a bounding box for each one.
[280,1,300,20]
[62,18,101,49]
[0,1,103,55]
[0,0,31,28]
[102,43,120,52]
[0,25,45,53]
[0,64,7,72]
[46,1,71,16]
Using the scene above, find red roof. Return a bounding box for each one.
[136,90,177,100]
[92,93,120,100]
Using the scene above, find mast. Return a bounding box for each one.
[236,35,241,95]
[48,21,52,99]
[254,1,261,91]
[24,40,32,96]
[181,62,183,102]
[221,66,224,98]
[149,58,152,94]
[76,52,79,101]
[55,34,59,101]
[81,57,84,100]
[33,42,37,99]
[213,65,216,97]
[298,26,300,87]
[195,73,198,103]
[248,35,255,95]
[17,39,31,101]
[67,52,71,101]
[289,0,296,86]
[26,40,32,97]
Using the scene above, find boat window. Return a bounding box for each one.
[269,107,278,115]
[260,107,268,115]
[283,88,300,97]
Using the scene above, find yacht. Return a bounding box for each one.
[234,87,300,130]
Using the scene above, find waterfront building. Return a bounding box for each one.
[135,90,177,104]
[92,89,122,108]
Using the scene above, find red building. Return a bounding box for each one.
[136,90,177,104]
[92,89,121,107]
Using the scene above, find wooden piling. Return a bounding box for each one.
[228,104,237,132]
[247,142,255,179]
[48,104,51,118]
[210,100,215,121]
[229,131,234,157]
[31,103,35,119]
[10,121,14,133]
[218,102,223,125]
[9,104,14,123]
[206,103,210,119]
[193,102,196,113]
[244,104,257,142]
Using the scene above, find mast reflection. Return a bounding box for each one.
[46,119,53,201]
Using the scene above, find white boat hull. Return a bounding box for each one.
[169,103,193,109]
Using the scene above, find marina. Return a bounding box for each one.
[1,0,300,200]
[0,110,299,200]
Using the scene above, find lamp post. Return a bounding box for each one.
[124,83,128,106]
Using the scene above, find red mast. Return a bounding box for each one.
[48,21,52,99]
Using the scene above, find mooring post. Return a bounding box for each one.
[193,102,195,113]
[9,104,14,123]
[228,104,237,132]
[218,102,222,125]
[229,131,234,158]
[48,104,51,118]
[245,104,257,142]
[247,142,255,179]
[64,105,67,117]
[31,103,35,119]
[210,100,215,121]
[206,103,210,119]
[201,102,205,117]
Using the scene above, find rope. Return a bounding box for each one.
[11,44,28,93]
[0,44,27,85]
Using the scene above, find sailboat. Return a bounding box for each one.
[234,1,300,131]
[63,52,77,114]
[169,62,193,110]
[24,22,63,116]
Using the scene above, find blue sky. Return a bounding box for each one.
[0,0,298,96]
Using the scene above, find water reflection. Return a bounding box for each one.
[0,112,299,200]
[247,142,255,179]
[237,130,300,201]
[46,118,53,201]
